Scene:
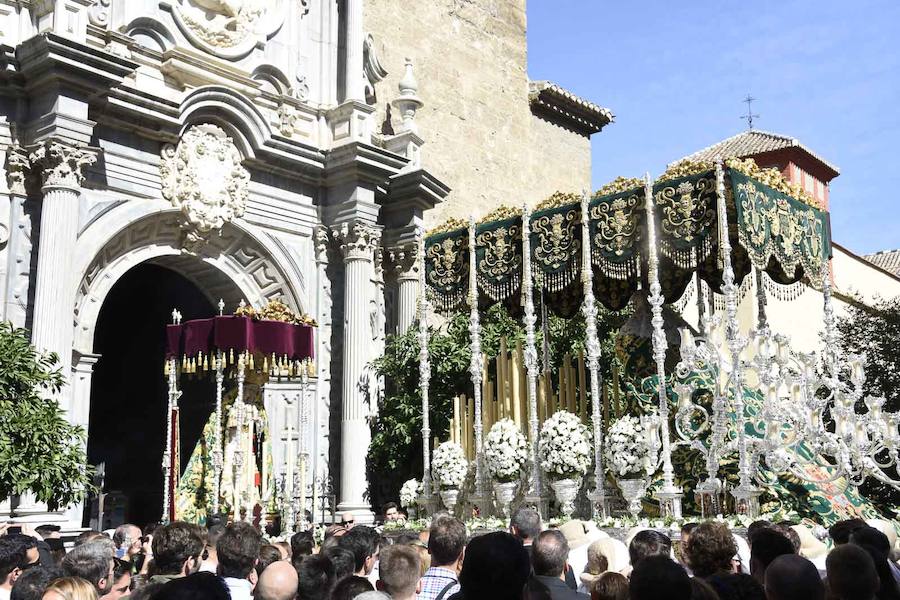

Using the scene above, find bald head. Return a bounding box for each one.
[765,554,824,600]
[255,561,298,600]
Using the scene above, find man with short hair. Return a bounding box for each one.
[199,524,225,573]
[323,546,356,581]
[382,503,401,523]
[629,556,691,600]
[749,528,795,586]
[10,566,61,600]
[531,530,587,600]
[510,507,541,546]
[255,560,298,600]
[112,524,142,560]
[61,538,115,595]
[628,530,672,568]
[149,521,204,584]
[376,545,420,600]
[765,554,824,600]
[830,519,867,547]
[296,555,335,600]
[338,526,381,577]
[217,521,262,600]
[827,544,880,600]
[418,516,466,600]
[339,512,356,529]
[0,537,29,600]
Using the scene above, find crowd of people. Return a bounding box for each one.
[1,505,898,600]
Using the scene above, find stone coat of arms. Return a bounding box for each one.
[161,123,250,249]
[168,0,286,59]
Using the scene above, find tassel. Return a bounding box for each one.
[249,353,255,371]
[263,356,269,374]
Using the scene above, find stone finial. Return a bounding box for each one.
[391,58,424,134]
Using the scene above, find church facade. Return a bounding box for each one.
[0,0,607,526]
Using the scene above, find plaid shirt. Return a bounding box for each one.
[418,566,460,600]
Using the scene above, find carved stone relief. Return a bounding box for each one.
[167,0,287,59]
[160,123,249,251]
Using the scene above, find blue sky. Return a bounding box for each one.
[526,0,900,255]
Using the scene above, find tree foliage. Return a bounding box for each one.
[0,322,94,510]
[836,296,900,513]
[367,303,630,506]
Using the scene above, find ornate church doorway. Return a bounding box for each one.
[86,261,236,527]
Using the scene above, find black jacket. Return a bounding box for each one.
[531,575,590,600]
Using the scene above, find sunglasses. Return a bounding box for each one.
[341,520,355,526]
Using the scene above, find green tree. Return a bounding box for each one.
[836,296,900,513]
[0,322,94,510]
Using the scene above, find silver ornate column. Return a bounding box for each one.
[580,193,613,519]
[162,310,182,524]
[643,176,683,518]
[29,140,96,383]
[212,348,224,515]
[715,160,761,515]
[416,229,434,508]
[521,203,543,502]
[333,220,380,519]
[468,216,486,507]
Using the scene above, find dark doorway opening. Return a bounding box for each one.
[87,262,218,528]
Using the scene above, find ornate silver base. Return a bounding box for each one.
[731,483,762,518]
[588,488,615,520]
[655,485,684,519]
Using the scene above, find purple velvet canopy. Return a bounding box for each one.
[165,315,314,360]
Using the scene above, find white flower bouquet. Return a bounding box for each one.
[399,478,421,508]
[431,441,469,489]
[604,415,658,479]
[539,410,591,480]
[484,419,529,483]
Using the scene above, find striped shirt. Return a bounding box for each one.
[418,566,460,600]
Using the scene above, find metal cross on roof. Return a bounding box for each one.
[741,94,760,130]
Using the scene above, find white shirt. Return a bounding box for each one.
[0,587,11,600]
[223,577,253,600]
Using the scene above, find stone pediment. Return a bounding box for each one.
[163,0,287,60]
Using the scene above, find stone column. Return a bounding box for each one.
[3,146,35,328]
[62,351,100,526]
[344,0,364,102]
[388,245,418,335]
[28,140,96,384]
[332,220,380,519]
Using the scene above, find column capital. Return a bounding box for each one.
[5,146,35,196]
[332,220,380,262]
[28,139,97,190]
[386,244,419,281]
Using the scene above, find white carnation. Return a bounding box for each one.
[431,442,469,488]
[539,411,591,479]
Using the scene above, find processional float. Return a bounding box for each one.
[415,157,900,521]
[161,300,315,530]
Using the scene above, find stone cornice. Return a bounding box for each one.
[324,141,406,189]
[528,80,613,137]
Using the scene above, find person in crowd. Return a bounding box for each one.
[771,524,800,554]
[11,567,61,600]
[217,521,262,600]
[296,555,335,600]
[448,532,529,600]
[340,513,356,530]
[827,544,881,600]
[588,571,627,600]
[382,503,402,523]
[98,559,130,600]
[200,524,225,573]
[290,531,316,569]
[560,520,603,591]
[677,523,698,569]
[322,546,356,581]
[123,582,161,600]
[41,577,98,600]
[628,556,691,600]
[355,593,391,600]
[254,560,298,600]
[156,571,230,600]
[530,529,587,600]
[32,528,58,543]
[255,545,283,577]
[1,535,37,599]
[576,544,608,593]
[748,528,794,586]
[509,507,542,547]
[33,528,63,567]
[376,545,420,600]
[331,575,374,600]
[830,519,868,547]
[145,521,204,584]
[61,540,115,596]
[338,526,381,578]
[273,542,290,561]
[628,530,672,569]
[704,573,764,600]
[745,521,772,544]
[764,554,824,600]
[850,527,900,599]
[393,534,429,576]
[683,522,737,581]
[73,533,104,549]
[111,525,141,562]
[689,577,720,600]
[419,516,466,600]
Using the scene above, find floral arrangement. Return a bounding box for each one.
[539,411,591,480]
[399,478,421,508]
[656,159,716,183]
[594,176,644,198]
[484,419,529,483]
[605,415,658,479]
[726,157,818,208]
[431,442,469,489]
[535,191,582,211]
[595,508,802,532]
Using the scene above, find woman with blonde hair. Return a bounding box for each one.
[42,577,99,600]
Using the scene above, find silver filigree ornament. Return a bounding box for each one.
[160,124,250,250]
